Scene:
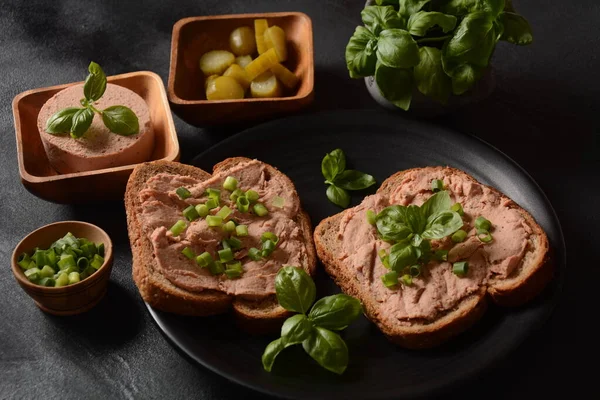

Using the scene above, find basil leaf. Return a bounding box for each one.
[407,11,457,36]
[308,294,362,331]
[375,62,413,111]
[326,185,351,208]
[362,6,405,35]
[70,107,94,138]
[421,190,452,219]
[281,314,314,345]
[499,12,533,45]
[422,210,463,239]
[449,63,484,95]
[275,266,316,314]
[262,338,293,372]
[440,0,504,16]
[376,0,399,7]
[389,241,420,271]
[322,148,346,182]
[345,26,378,78]
[376,205,412,241]
[399,0,431,18]
[411,233,423,247]
[101,105,139,136]
[333,170,376,191]
[302,327,349,375]
[482,0,505,16]
[404,204,427,234]
[376,29,420,69]
[414,47,452,104]
[443,11,496,68]
[45,107,80,134]
[83,61,107,102]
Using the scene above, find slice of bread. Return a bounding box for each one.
[314,167,551,349]
[125,158,317,332]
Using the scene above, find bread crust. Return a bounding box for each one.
[314,167,551,348]
[125,158,316,331]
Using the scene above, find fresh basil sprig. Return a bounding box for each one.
[262,267,362,375]
[346,0,533,110]
[46,61,139,138]
[321,149,376,208]
[374,190,463,286]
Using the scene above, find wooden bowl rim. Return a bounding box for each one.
[167,11,314,105]
[12,70,180,184]
[11,221,114,293]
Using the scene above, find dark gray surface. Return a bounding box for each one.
[0,0,597,399]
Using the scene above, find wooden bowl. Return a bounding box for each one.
[168,12,315,126]
[11,221,113,316]
[12,71,180,204]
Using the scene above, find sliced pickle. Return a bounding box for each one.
[223,64,250,90]
[264,26,287,62]
[229,26,256,56]
[206,76,245,100]
[254,19,269,54]
[270,63,298,89]
[244,48,279,81]
[235,55,253,68]
[199,50,235,76]
[250,72,282,98]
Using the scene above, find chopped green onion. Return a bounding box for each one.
[451,202,464,216]
[90,254,104,270]
[183,205,200,221]
[17,253,31,269]
[222,240,231,249]
[366,210,376,225]
[98,243,105,257]
[40,265,55,278]
[236,196,250,212]
[475,216,492,231]
[434,250,449,261]
[68,272,81,285]
[245,190,259,203]
[196,252,213,268]
[79,243,96,259]
[57,254,76,270]
[216,206,232,220]
[205,198,219,210]
[176,187,191,199]
[226,237,242,249]
[253,203,268,217]
[24,267,41,282]
[381,271,398,288]
[33,249,47,267]
[453,261,469,276]
[400,274,413,286]
[38,277,55,287]
[451,229,468,243]
[261,231,278,244]
[181,247,195,259]
[378,249,387,260]
[235,224,249,237]
[230,188,244,201]
[55,272,69,287]
[477,230,493,243]
[209,261,225,275]
[218,248,234,263]
[82,266,96,278]
[261,239,276,257]
[195,204,210,217]
[223,176,238,191]
[76,257,89,269]
[206,188,221,201]
[248,247,262,261]
[224,261,243,279]
[170,220,187,236]
[26,260,37,270]
[206,215,223,227]
[272,196,285,208]
[381,256,390,269]
[222,220,236,233]
[409,265,421,277]
[62,266,79,275]
[431,179,444,192]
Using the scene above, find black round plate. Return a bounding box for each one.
[147,110,565,400]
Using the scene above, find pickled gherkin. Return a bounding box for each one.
[244,48,279,81]
[199,50,235,76]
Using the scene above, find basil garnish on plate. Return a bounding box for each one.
[321,149,376,208]
[262,267,362,375]
[46,61,139,138]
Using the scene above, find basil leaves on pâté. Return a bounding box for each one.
[321,149,376,208]
[345,0,533,110]
[262,267,362,375]
[46,62,139,138]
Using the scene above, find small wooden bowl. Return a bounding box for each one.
[11,221,113,316]
[168,12,315,126]
[12,71,180,204]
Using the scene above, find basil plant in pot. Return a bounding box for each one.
[346,0,533,114]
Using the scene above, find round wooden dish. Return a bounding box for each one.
[11,221,113,316]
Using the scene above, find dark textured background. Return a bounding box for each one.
[0,0,597,399]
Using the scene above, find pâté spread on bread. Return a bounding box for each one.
[137,159,312,299]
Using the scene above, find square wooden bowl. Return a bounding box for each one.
[12,71,180,204]
[168,12,315,126]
